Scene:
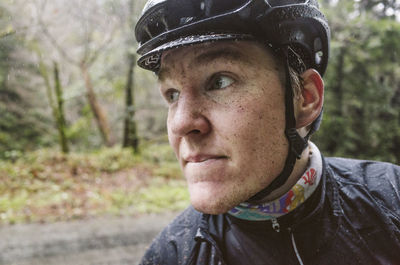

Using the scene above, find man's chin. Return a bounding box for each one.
[189,193,243,215]
[191,203,230,215]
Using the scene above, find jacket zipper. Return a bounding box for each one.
[271,217,280,232]
[271,218,305,265]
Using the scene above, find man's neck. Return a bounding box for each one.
[261,144,311,203]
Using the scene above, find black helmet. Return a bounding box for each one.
[135,0,330,201]
[135,0,330,76]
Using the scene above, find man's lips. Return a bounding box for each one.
[184,154,228,164]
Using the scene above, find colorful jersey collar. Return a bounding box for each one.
[228,142,323,221]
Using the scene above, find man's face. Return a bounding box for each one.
[158,41,289,214]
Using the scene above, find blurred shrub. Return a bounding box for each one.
[0,142,188,224]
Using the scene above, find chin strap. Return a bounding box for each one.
[247,46,309,203]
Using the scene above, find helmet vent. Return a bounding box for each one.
[313,37,323,65]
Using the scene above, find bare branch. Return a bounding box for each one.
[86,25,118,67]
[34,0,79,66]
[0,30,16,39]
[38,20,79,65]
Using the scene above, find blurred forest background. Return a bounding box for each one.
[0,0,399,224]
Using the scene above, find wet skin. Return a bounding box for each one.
[158,41,323,214]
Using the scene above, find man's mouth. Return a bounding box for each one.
[184,154,228,164]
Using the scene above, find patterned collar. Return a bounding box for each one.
[228,142,323,221]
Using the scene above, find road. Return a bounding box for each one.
[0,212,178,265]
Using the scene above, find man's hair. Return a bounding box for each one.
[274,54,304,98]
[289,66,304,98]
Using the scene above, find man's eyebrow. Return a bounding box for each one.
[157,67,171,82]
[191,48,252,68]
[158,46,252,82]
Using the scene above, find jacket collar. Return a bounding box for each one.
[194,153,343,249]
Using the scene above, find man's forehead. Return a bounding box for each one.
[158,41,262,81]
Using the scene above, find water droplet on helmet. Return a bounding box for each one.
[200,1,205,11]
[315,51,323,65]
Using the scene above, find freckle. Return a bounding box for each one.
[237,105,245,112]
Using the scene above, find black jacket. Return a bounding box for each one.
[140,157,400,265]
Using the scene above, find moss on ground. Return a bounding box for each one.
[0,143,189,225]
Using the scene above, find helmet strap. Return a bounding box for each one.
[247,46,308,203]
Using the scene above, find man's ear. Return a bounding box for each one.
[295,69,324,129]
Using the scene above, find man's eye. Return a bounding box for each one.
[209,75,234,90]
[165,90,180,103]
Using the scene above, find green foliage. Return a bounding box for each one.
[135,179,189,213]
[140,140,177,163]
[0,142,188,224]
[90,147,140,172]
[315,2,400,164]
[65,104,101,150]
[153,162,182,179]
[107,179,188,215]
[0,6,53,158]
[139,141,183,178]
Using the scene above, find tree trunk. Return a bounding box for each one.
[80,62,113,147]
[37,53,57,117]
[123,54,139,153]
[37,52,69,154]
[53,62,69,153]
[325,46,347,154]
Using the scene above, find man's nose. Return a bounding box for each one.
[168,93,210,137]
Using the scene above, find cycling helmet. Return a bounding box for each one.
[135,0,330,202]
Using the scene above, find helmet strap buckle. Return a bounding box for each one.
[285,127,308,159]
